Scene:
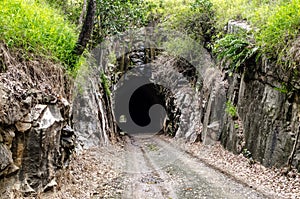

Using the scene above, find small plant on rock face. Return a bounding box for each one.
[147,143,159,151]
[234,123,239,129]
[100,72,111,96]
[274,82,289,94]
[242,148,255,164]
[213,34,258,73]
[226,100,238,119]
[242,148,252,158]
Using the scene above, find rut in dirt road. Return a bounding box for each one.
[121,135,267,199]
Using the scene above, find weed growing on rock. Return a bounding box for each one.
[225,100,238,119]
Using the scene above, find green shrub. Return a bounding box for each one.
[92,0,151,45]
[0,0,77,68]
[213,34,258,72]
[210,0,247,29]
[43,0,83,24]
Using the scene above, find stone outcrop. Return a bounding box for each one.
[199,21,300,171]
[151,56,203,142]
[0,44,75,196]
[73,61,118,149]
[219,58,300,170]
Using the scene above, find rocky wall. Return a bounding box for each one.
[72,66,118,149]
[200,21,300,171]
[0,44,75,196]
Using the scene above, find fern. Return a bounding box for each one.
[213,34,258,72]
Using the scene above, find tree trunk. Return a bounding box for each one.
[78,0,87,26]
[73,0,96,57]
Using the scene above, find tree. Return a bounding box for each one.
[73,0,96,57]
[91,0,150,46]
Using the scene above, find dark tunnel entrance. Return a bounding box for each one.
[113,50,196,136]
[129,83,165,128]
[114,80,169,135]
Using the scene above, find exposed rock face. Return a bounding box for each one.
[151,56,203,142]
[71,25,300,173]
[215,64,300,171]
[199,21,300,171]
[73,64,118,149]
[0,44,75,196]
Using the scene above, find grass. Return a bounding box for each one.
[211,0,300,69]
[0,0,78,69]
[256,0,300,67]
[210,0,283,30]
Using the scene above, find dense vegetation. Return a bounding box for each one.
[0,0,150,74]
[147,0,300,71]
[0,0,77,68]
[44,0,84,25]
[1,0,299,76]
[147,0,215,46]
[91,0,151,45]
[211,0,300,69]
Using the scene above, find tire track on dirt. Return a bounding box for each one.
[122,135,177,199]
[121,135,267,199]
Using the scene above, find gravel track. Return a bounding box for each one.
[120,135,265,199]
[39,135,299,199]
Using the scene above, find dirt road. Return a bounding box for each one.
[42,135,269,199]
[120,135,266,199]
